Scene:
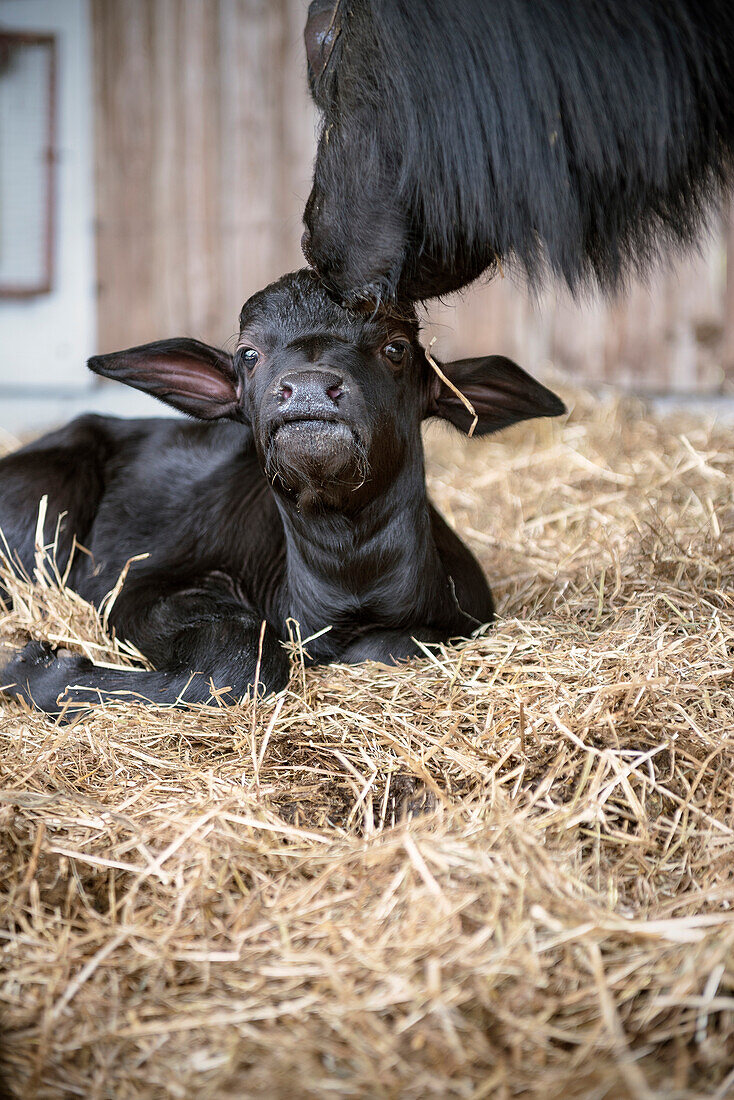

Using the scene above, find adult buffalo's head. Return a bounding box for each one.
[301,0,734,310]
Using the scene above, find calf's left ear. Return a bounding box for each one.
[427,355,566,436]
[88,338,243,421]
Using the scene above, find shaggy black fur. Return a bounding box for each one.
[302,0,734,305]
[0,271,564,716]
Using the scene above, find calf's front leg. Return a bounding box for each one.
[0,609,289,717]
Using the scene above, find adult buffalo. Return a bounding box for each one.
[302,0,734,307]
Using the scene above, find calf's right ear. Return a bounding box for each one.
[88,339,243,421]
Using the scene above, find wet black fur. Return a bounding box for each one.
[0,271,564,716]
[302,0,734,305]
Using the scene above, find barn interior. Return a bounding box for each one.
[1,3,734,1098]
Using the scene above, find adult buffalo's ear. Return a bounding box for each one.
[427,355,566,436]
[88,339,243,421]
[304,0,341,89]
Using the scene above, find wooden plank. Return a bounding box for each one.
[723,201,734,383]
[150,0,185,337]
[93,0,156,354]
[220,0,280,323]
[275,0,319,272]
[179,0,222,339]
[423,231,729,395]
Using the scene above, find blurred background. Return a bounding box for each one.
[1,0,733,434]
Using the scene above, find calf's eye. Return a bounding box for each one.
[239,347,259,369]
[383,340,409,365]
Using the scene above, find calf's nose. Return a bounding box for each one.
[277,370,344,416]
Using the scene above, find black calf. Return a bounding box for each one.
[302,0,734,306]
[0,270,564,716]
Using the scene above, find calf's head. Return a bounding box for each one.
[89,270,565,511]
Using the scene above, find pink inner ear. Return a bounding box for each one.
[152,359,238,406]
[432,354,565,434]
[455,383,519,411]
[436,383,515,412]
[89,340,241,420]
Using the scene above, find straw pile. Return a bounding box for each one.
[1,386,733,1099]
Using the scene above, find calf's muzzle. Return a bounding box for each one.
[262,367,366,500]
[276,368,344,419]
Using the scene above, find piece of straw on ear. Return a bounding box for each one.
[425,336,478,437]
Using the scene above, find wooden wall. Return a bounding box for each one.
[92,0,315,356]
[92,0,734,394]
[425,215,734,394]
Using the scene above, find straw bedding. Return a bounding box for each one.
[1,387,733,1099]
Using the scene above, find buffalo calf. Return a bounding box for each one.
[0,270,564,715]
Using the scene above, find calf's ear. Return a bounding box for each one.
[427,355,566,436]
[88,339,243,421]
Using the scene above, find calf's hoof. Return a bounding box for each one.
[0,640,92,714]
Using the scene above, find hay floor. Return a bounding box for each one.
[1,387,734,1099]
